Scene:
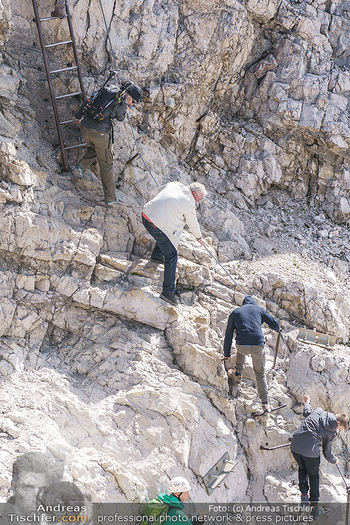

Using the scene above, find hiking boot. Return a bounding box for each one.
[311,505,325,520]
[71,164,84,176]
[51,8,66,18]
[160,292,178,306]
[233,372,242,383]
[150,255,165,264]
[262,402,271,413]
[105,199,118,206]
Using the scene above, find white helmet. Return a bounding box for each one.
[169,477,191,493]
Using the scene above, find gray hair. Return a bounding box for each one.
[190,182,207,199]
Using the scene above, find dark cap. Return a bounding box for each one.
[125,83,142,102]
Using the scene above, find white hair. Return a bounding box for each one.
[189,182,207,199]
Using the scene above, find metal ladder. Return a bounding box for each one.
[31,0,86,171]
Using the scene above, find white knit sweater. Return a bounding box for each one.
[143,181,202,249]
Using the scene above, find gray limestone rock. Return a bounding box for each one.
[0,0,350,511]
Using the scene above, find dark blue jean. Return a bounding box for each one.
[142,215,178,293]
[292,452,320,504]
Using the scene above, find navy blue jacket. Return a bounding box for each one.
[223,296,280,357]
[291,403,338,462]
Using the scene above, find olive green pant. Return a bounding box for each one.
[80,125,116,202]
[235,344,268,403]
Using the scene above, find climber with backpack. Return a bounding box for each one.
[142,477,192,525]
[75,72,142,205]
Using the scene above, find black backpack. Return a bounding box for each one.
[75,72,132,122]
[85,86,123,122]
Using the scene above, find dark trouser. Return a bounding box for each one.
[235,345,268,403]
[80,125,115,202]
[142,215,177,294]
[292,452,320,504]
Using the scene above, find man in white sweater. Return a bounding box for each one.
[142,181,207,305]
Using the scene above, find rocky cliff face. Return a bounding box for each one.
[0,0,350,512]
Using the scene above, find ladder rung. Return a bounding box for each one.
[50,66,78,74]
[55,91,82,100]
[64,143,87,150]
[39,15,67,21]
[45,40,72,48]
[60,119,77,125]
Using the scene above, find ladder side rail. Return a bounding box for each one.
[31,0,69,170]
[65,0,86,100]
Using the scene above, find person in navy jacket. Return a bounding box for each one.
[223,296,280,411]
[291,393,347,518]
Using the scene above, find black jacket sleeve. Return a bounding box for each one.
[110,100,127,121]
[322,434,337,463]
[223,312,235,358]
